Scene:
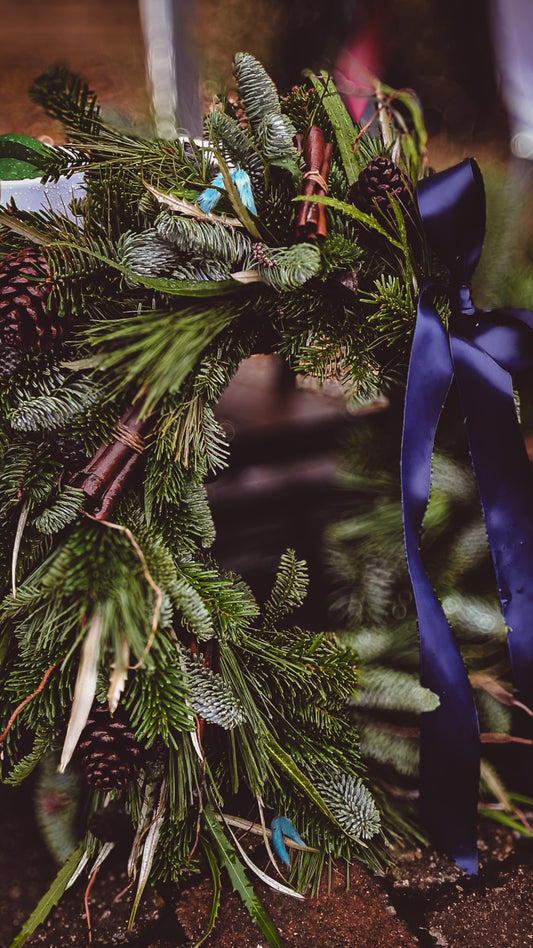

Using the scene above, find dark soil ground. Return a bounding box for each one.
[2,780,533,948]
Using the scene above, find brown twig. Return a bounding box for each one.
[480,732,533,746]
[84,862,101,944]
[0,662,57,744]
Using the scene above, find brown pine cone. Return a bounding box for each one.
[0,247,69,355]
[348,157,414,220]
[78,704,141,792]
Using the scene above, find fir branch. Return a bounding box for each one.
[32,486,86,535]
[205,109,265,195]
[155,212,254,272]
[9,379,101,433]
[262,550,309,629]
[29,65,101,136]
[314,771,381,840]
[256,243,321,291]
[184,651,246,729]
[3,725,59,785]
[355,665,440,714]
[84,303,244,412]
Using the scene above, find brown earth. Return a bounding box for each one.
[3,780,533,948]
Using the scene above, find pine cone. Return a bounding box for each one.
[78,705,141,791]
[0,247,68,354]
[348,157,414,220]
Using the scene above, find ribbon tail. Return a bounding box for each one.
[451,334,533,727]
[402,291,480,874]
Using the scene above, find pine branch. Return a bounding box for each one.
[262,550,309,629]
[29,65,101,135]
[84,302,245,412]
[9,378,101,433]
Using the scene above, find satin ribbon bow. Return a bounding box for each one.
[401,158,533,875]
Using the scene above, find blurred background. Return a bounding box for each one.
[0,0,512,157]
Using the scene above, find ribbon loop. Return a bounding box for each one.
[417,159,485,282]
[402,157,533,874]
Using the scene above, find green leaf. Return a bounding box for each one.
[203,807,284,948]
[0,133,53,179]
[478,808,533,836]
[214,151,263,239]
[303,71,360,185]
[293,193,403,249]
[378,85,428,167]
[193,840,222,947]
[264,734,340,827]
[9,843,85,948]
[127,273,244,297]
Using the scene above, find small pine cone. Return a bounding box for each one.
[251,242,277,268]
[0,345,24,379]
[348,157,414,219]
[78,705,141,792]
[0,247,68,354]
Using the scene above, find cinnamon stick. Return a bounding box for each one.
[71,397,156,520]
[295,126,332,240]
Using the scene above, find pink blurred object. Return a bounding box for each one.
[334,11,383,122]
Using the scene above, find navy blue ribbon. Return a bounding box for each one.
[402,158,533,875]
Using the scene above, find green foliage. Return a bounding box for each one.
[185,652,245,729]
[262,549,309,629]
[29,65,101,137]
[9,378,101,432]
[233,53,298,169]
[205,109,265,195]
[314,770,381,839]
[0,50,434,939]
[8,843,86,948]
[32,486,86,535]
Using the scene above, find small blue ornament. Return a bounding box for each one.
[271,815,306,867]
[197,167,257,215]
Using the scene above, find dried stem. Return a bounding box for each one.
[0,661,57,744]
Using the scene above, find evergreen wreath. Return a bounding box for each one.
[0,54,429,945]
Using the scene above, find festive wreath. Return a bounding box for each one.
[0,53,433,944]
